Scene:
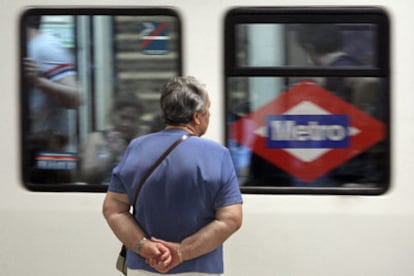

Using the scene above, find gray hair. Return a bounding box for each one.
[160,76,208,125]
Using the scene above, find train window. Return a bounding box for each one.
[225,7,390,195]
[20,8,182,192]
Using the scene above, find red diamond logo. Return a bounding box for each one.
[230,81,386,182]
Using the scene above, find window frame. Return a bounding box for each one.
[20,8,183,192]
[224,7,390,195]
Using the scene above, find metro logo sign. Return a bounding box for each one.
[230,81,386,182]
[267,114,349,149]
[139,22,170,54]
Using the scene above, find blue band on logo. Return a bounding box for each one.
[267,115,349,148]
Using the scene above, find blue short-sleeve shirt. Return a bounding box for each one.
[108,129,243,274]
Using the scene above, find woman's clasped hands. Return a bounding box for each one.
[140,237,184,273]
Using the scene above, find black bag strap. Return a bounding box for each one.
[131,133,192,215]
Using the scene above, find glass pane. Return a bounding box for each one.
[21,10,181,190]
[236,23,377,68]
[226,77,388,188]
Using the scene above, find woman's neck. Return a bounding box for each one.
[165,124,198,136]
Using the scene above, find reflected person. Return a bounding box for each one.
[24,15,82,183]
[296,24,363,101]
[81,92,142,184]
[24,15,82,152]
[296,24,384,185]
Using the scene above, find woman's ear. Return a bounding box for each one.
[193,112,201,125]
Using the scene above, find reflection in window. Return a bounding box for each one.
[227,77,387,187]
[21,9,181,191]
[236,23,377,68]
[225,8,390,194]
